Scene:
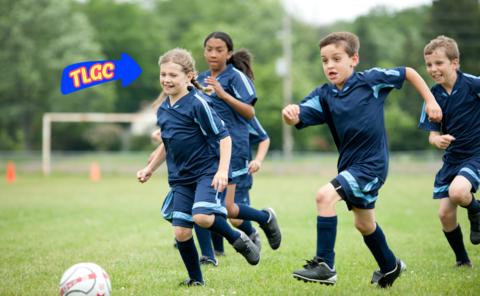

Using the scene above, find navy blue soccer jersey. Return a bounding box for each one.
[157,88,229,186]
[248,116,269,147]
[419,71,480,163]
[197,64,257,176]
[296,67,406,181]
[237,116,270,189]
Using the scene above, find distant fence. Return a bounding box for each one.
[0,150,443,177]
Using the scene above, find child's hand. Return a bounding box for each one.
[282,104,300,125]
[425,100,443,122]
[431,134,455,149]
[211,169,228,192]
[205,77,226,99]
[137,167,153,183]
[248,159,262,174]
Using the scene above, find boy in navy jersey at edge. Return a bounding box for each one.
[282,32,442,288]
[194,32,281,266]
[137,48,260,287]
[419,35,480,267]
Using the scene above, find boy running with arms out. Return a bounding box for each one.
[282,32,442,288]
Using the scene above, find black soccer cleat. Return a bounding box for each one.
[199,256,218,267]
[259,208,282,250]
[179,278,205,287]
[468,211,480,245]
[292,257,337,285]
[371,259,406,288]
[249,228,262,252]
[456,260,473,268]
[232,231,260,265]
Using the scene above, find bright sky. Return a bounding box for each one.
[283,0,432,26]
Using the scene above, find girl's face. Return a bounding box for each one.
[424,48,458,87]
[159,62,192,99]
[320,43,358,90]
[204,38,232,72]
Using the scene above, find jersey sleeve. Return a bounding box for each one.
[230,70,257,105]
[248,117,269,145]
[296,88,326,129]
[363,67,406,99]
[418,102,441,132]
[465,73,480,99]
[193,95,229,140]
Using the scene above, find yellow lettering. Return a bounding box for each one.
[68,68,82,88]
[80,67,92,84]
[90,63,103,81]
[102,63,115,79]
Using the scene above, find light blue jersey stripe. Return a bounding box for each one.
[433,185,449,193]
[233,68,254,96]
[460,167,480,183]
[194,94,219,134]
[419,102,427,123]
[232,85,241,98]
[232,167,249,178]
[161,191,174,220]
[192,202,228,215]
[339,171,377,203]
[172,211,194,222]
[194,118,207,136]
[372,83,395,98]
[463,73,480,79]
[368,67,401,76]
[363,177,379,192]
[248,124,259,136]
[252,117,267,135]
[300,96,323,112]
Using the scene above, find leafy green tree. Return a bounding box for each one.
[0,0,115,150]
[78,0,169,112]
[426,0,480,73]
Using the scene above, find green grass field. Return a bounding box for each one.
[1,166,479,295]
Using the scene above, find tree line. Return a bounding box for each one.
[0,0,479,152]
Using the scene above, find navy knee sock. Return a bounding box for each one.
[444,225,470,263]
[208,215,241,244]
[316,216,337,269]
[236,204,269,224]
[363,224,397,273]
[236,220,254,236]
[211,232,224,253]
[194,224,215,259]
[464,195,480,215]
[176,237,203,283]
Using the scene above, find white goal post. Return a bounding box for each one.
[42,112,154,175]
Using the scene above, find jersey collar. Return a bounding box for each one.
[330,72,358,97]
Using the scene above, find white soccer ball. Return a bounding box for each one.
[59,262,111,296]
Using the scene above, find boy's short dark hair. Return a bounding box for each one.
[319,32,360,57]
[424,35,460,61]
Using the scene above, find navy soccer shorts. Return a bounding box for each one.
[332,168,383,210]
[433,156,480,199]
[170,174,228,228]
[234,186,251,205]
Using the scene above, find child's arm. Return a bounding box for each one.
[405,67,442,122]
[205,76,255,120]
[282,104,301,126]
[249,137,270,174]
[429,131,455,149]
[137,144,166,183]
[211,136,231,192]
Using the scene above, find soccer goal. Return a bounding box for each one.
[42,112,155,175]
